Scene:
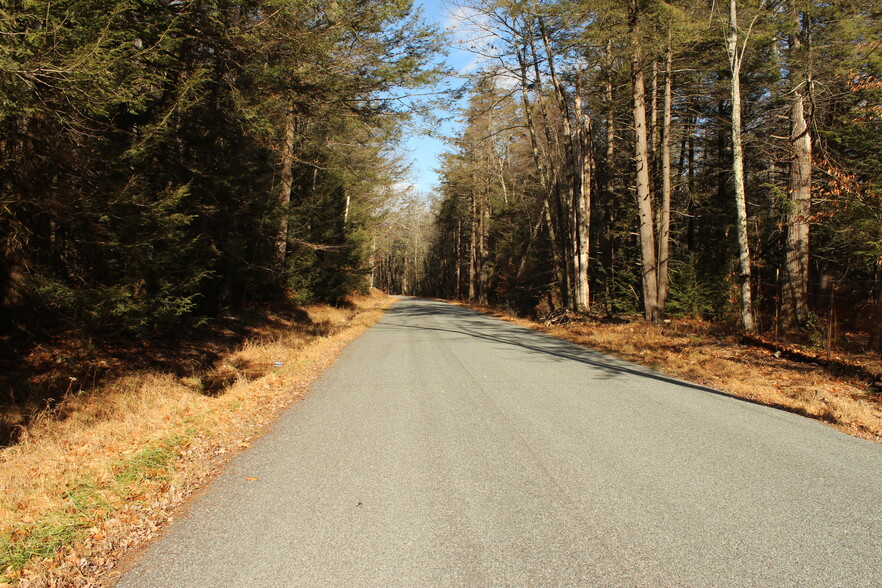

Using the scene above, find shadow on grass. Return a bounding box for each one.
[0,305,315,446]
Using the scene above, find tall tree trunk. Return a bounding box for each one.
[479,185,491,305]
[604,43,617,314]
[370,236,376,290]
[455,218,462,298]
[686,116,696,251]
[650,59,660,160]
[574,71,592,312]
[726,0,755,332]
[275,105,296,274]
[657,29,673,317]
[630,2,659,323]
[783,4,812,328]
[570,183,583,311]
[402,255,409,296]
[469,190,478,301]
[871,262,882,351]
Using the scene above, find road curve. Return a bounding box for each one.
[118,297,881,587]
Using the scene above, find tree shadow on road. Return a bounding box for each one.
[377,299,750,404]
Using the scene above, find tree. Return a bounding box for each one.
[724,0,756,332]
[630,0,661,323]
[780,0,812,327]
[423,0,880,351]
[0,0,445,332]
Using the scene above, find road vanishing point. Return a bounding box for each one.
[118,297,881,587]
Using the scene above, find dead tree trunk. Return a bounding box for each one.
[539,17,585,311]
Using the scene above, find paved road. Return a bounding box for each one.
[118,298,881,587]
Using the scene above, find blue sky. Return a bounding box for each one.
[399,0,474,196]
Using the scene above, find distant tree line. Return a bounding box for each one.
[419,0,882,350]
[1,0,442,334]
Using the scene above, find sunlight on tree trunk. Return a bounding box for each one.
[630,1,659,323]
[657,27,673,318]
[726,0,755,332]
[783,2,812,328]
[574,71,592,312]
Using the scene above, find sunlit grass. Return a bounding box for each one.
[0,291,393,584]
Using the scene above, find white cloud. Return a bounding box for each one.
[443,2,499,74]
[444,3,488,37]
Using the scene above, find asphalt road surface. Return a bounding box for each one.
[118,297,881,587]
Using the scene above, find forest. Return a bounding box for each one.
[373,0,882,352]
[1,0,444,336]
[2,0,881,346]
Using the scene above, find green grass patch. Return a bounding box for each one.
[1,478,110,581]
[112,436,183,497]
[1,435,184,581]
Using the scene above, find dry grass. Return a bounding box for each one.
[0,292,394,586]
[462,304,882,444]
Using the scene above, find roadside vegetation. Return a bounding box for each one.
[1,3,437,581]
[0,292,393,586]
